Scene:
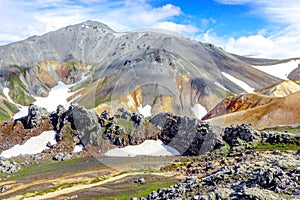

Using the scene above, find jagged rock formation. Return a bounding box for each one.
[0,105,53,153]
[18,104,49,129]
[150,112,223,155]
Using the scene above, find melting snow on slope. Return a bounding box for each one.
[0,131,57,158]
[33,81,74,112]
[13,81,75,119]
[3,87,28,119]
[105,140,180,157]
[3,88,17,105]
[137,104,152,117]
[222,72,254,93]
[214,82,230,92]
[191,104,207,120]
[252,60,299,80]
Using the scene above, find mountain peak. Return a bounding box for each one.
[77,20,115,32]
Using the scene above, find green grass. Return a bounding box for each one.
[6,157,104,181]
[7,74,35,106]
[255,142,299,151]
[117,118,134,131]
[65,61,79,69]
[263,127,300,134]
[213,141,231,155]
[0,107,11,121]
[3,99,19,113]
[96,181,175,200]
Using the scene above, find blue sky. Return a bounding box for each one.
[0,0,300,58]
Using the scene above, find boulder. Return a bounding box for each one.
[0,185,11,193]
[53,152,71,161]
[18,104,50,129]
[58,104,102,147]
[150,112,219,156]
[223,124,257,147]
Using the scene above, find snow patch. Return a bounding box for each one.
[13,81,75,119]
[222,72,254,93]
[191,104,207,120]
[33,81,74,112]
[105,140,180,157]
[214,82,230,92]
[3,87,23,108]
[252,60,299,80]
[0,131,57,158]
[3,87,15,104]
[13,107,29,120]
[113,32,126,38]
[137,104,152,117]
[73,144,84,153]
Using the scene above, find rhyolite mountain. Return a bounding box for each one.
[0,20,284,121]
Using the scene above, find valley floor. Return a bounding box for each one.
[1,148,300,200]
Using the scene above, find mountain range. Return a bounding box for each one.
[0,20,299,129]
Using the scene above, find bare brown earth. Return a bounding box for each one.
[206,91,300,129]
[202,93,274,120]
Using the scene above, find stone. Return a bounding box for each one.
[134,177,146,184]
[0,185,11,193]
[150,113,218,156]
[57,104,102,147]
[296,148,300,156]
[18,104,50,129]
[53,152,64,161]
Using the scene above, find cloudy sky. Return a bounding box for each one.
[0,0,299,59]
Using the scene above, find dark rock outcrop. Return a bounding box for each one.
[150,113,221,156]
[223,124,258,147]
[102,107,159,147]
[0,105,53,153]
[18,104,50,129]
[288,63,300,80]
[56,104,102,147]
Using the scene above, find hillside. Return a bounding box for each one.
[0,21,282,120]
[206,91,300,129]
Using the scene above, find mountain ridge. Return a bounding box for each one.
[0,20,286,121]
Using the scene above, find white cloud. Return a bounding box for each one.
[206,0,300,58]
[0,0,197,45]
[198,29,300,58]
[154,22,199,34]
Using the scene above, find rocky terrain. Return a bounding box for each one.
[0,20,300,199]
[135,150,300,200]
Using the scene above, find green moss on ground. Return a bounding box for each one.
[263,127,300,134]
[117,118,135,132]
[7,74,35,106]
[255,142,299,151]
[0,107,10,121]
[60,122,77,144]
[95,181,175,200]
[5,157,105,181]
[3,99,19,113]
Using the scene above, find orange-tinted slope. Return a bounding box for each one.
[205,91,300,129]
